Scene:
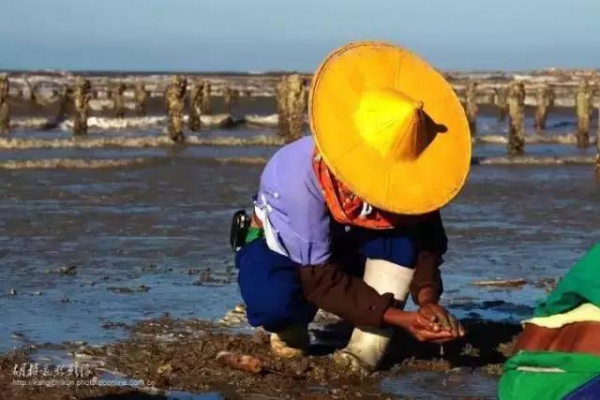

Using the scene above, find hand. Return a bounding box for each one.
[408,316,458,343]
[382,307,463,344]
[414,303,465,342]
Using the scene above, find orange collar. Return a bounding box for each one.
[312,150,400,229]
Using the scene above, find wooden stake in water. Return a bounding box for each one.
[73,77,91,136]
[0,74,10,134]
[112,82,127,119]
[56,85,73,124]
[188,80,203,132]
[165,75,187,143]
[201,80,212,115]
[24,79,38,105]
[465,81,478,135]
[494,85,509,122]
[134,82,149,117]
[575,80,592,149]
[276,74,306,144]
[286,74,306,143]
[223,85,238,115]
[507,81,525,156]
[534,84,555,132]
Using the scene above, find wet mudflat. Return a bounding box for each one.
[1,314,519,400]
[0,110,598,398]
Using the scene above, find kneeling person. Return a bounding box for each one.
[231,41,471,372]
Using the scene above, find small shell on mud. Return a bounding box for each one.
[157,363,173,375]
[59,265,78,275]
[215,351,264,374]
[72,352,95,360]
[234,304,246,313]
[218,304,248,326]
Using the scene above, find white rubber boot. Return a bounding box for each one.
[333,258,414,373]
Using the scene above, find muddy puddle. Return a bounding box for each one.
[0,111,598,398]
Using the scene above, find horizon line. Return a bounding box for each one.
[1,67,599,77]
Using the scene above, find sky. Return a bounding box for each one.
[1,0,599,72]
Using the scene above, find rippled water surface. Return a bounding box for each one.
[0,112,599,398]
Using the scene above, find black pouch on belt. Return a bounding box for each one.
[229,210,251,251]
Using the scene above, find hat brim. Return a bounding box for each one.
[309,41,471,215]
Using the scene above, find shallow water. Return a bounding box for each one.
[382,371,500,399]
[0,116,599,398]
[1,147,598,351]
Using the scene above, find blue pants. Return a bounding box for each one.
[235,228,416,332]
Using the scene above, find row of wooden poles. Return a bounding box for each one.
[0,74,239,141]
[163,76,230,143]
[464,80,598,154]
[274,77,600,159]
[279,78,599,155]
[0,72,307,144]
[0,73,598,155]
[166,74,308,143]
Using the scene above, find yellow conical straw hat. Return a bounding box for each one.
[309,41,471,215]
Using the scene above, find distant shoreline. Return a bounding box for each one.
[0,68,599,78]
[0,69,312,77]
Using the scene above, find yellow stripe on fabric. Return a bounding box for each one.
[523,303,600,329]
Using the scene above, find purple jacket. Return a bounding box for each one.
[254,136,331,266]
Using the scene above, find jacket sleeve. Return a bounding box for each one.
[412,210,448,256]
[409,211,447,304]
[298,263,395,327]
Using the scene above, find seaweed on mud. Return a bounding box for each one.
[379,318,520,372]
[107,285,151,294]
[190,267,235,286]
[0,311,521,399]
[71,316,392,399]
[534,277,559,293]
[102,321,130,330]
[496,336,518,358]
[460,343,481,358]
[46,265,78,275]
[66,316,521,399]
[142,264,159,273]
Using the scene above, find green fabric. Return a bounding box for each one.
[498,244,600,400]
[534,242,600,318]
[498,351,600,400]
[244,226,264,244]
